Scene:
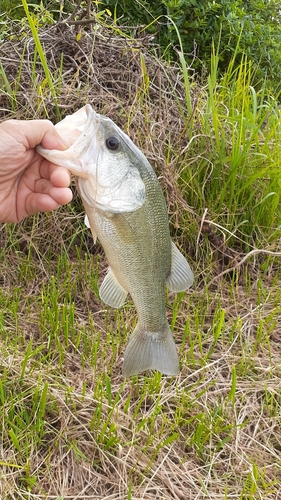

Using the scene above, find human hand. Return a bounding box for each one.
[0,118,73,223]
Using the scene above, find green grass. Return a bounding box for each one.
[175,50,281,248]
[1,233,281,497]
[1,5,281,499]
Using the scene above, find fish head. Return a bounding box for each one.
[37,104,146,214]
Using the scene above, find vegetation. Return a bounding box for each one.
[2,0,281,92]
[0,2,281,499]
[100,0,281,92]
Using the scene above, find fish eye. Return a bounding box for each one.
[106,136,120,151]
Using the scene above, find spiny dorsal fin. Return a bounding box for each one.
[99,268,128,308]
[166,241,194,292]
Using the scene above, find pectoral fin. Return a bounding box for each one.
[84,214,97,243]
[84,215,90,228]
[166,241,194,292]
[99,268,128,308]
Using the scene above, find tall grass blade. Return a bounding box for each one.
[21,0,60,118]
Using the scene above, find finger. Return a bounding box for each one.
[35,177,73,203]
[50,164,72,187]
[40,159,72,186]
[7,119,67,150]
[26,187,73,216]
[48,186,73,205]
[26,193,63,216]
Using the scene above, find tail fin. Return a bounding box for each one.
[122,322,179,377]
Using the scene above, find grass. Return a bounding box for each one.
[1,3,281,499]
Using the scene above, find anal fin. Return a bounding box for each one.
[166,241,194,292]
[99,268,128,308]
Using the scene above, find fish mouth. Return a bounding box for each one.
[36,104,101,177]
[37,104,146,214]
[57,104,100,141]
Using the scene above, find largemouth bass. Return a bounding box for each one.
[37,105,194,377]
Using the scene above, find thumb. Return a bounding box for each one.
[9,119,68,151]
[40,121,68,150]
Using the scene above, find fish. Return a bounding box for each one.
[37,104,194,377]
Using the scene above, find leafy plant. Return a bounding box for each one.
[100,0,281,93]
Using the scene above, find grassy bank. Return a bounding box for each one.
[0,9,281,500]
